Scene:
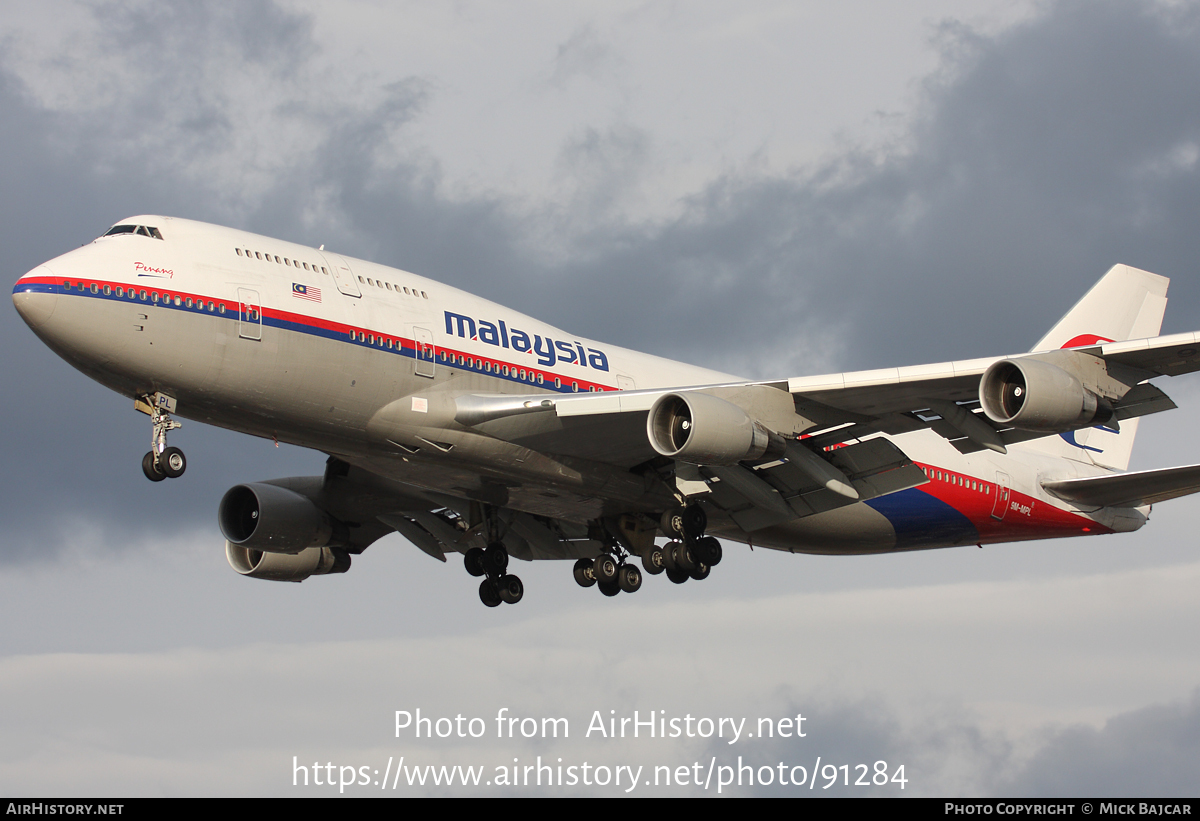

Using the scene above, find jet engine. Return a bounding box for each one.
[225,542,351,582]
[979,358,1114,432]
[218,482,338,554]
[647,392,785,465]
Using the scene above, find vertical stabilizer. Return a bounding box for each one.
[1031,264,1168,352]
[1018,265,1169,472]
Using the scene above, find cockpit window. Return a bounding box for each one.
[102,224,164,239]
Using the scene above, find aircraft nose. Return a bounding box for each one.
[12,265,58,330]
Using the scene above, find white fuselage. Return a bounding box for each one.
[13,215,1135,555]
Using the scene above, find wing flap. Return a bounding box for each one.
[699,438,927,532]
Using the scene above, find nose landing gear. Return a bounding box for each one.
[138,393,186,482]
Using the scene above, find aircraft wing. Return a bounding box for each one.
[449,330,1200,533]
[461,329,1200,461]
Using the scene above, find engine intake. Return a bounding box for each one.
[647,392,784,465]
[979,358,1114,432]
[218,483,336,554]
[226,542,351,582]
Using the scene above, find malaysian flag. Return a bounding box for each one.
[292,283,322,302]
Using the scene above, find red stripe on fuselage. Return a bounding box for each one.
[27,274,618,393]
[914,462,1110,542]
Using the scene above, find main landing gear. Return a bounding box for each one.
[572,504,720,598]
[466,543,524,607]
[464,541,524,608]
[140,394,186,482]
[572,553,643,597]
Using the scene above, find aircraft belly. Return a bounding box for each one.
[727,502,900,555]
[724,486,993,555]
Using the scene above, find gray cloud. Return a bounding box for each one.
[3,558,1200,795]
[547,25,617,87]
[998,690,1200,797]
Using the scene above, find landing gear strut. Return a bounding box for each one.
[140,394,186,482]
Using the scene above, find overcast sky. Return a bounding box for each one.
[3,0,1200,797]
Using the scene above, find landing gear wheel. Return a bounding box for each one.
[665,567,690,585]
[689,563,711,581]
[483,542,509,575]
[641,546,665,575]
[142,451,166,482]
[694,536,722,566]
[497,574,524,604]
[661,508,686,539]
[464,547,486,577]
[573,557,597,588]
[662,541,682,573]
[598,580,621,597]
[672,541,697,572]
[160,446,186,479]
[618,564,642,593]
[479,578,502,607]
[593,554,619,585]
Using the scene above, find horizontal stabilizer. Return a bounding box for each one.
[1041,463,1200,509]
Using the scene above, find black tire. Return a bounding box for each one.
[694,536,722,566]
[661,507,686,539]
[464,547,486,577]
[673,541,697,572]
[484,542,509,575]
[641,546,665,575]
[160,446,186,479]
[618,564,642,593]
[662,541,681,572]
[142,451,166,482]
[682,504,707,539]
[665,567,690,585]
[497,574,524,604]
[479,579,502,607]
[593,554,618,584]
[689,562,711,581]
[598,580,621,597]
[573,557,597,587]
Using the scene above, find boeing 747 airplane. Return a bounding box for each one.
[14,216,1200,606]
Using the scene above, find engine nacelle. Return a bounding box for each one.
[979,358,1114,432]
[647,392,784,465]
[218,483,335,554]
[226,542,351,582]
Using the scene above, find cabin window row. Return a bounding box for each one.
[237,247,328,275]
[357,275,428,300]
[63,281,229,314]
[922,466,989,494]
[338,334,598,392]
[438,350,602,392]
[348,330,402,351]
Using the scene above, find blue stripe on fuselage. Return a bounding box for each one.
[865,488,979,549]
